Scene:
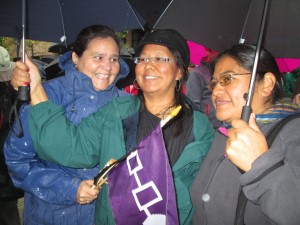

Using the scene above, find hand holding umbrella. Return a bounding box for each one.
[226,113,268,172]
[11,54,47,105]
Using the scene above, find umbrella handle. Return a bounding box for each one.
[18,86,30,101]
[241,105,252,123]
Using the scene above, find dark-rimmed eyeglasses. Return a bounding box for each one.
[133,57,176,65]
[207,73,251,91]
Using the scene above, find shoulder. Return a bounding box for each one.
[43,77,66,100]
[100,95,140,117]
[193,110,214,139]
[277,114,300,137]
[43,76,64,90]
[259,114,300,147]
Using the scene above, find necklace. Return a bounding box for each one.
[155,106,176,117]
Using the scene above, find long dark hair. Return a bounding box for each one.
[72,24,121,57]
[212,44,283,103]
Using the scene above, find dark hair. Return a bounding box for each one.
[72,25,121,57]
[168,47,188,107]
[212,44,283,103]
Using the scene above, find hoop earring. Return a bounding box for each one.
[175,79,181,92]
[133,79,141,90]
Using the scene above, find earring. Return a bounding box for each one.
[175,79,181,92]
[133,79,141,90]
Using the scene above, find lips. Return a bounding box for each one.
[214,98,230,106]
[95,74,110,79]
[144,75,159,80]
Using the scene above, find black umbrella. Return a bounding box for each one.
[154,0,300,121]
[154,0,300,58]
[128,0,171,31]
[0,0,145,45]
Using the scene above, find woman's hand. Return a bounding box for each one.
[11,54,48,105]
[76,180,99,205]
[11,54,41,93]
[226,113,268,172]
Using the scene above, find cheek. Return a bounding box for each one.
[90,64,97,69]
[112,64,120,75]
[230,84,248,106]
[79,61,97,72]
[135,65,144,78]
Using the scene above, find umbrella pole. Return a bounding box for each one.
[21,0,26,63]
[18,0,30,102]
[241,0,270,122]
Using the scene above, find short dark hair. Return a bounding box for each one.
[72,24,121,57]
[212,44,283,103]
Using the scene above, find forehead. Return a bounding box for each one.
[213,56,247,77]
[86,37,119,51]
[140,44,172,56]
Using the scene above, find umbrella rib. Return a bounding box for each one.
[56,0,67,46]
[239,0,254,44]
[125,0,144,31]
[152,0,174,30]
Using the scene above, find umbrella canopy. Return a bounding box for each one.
[154,0,300,58]
[0,0,144,45]
[128,0,171,31]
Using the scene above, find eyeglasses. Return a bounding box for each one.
[207,72,251,91]
[133,57,176,65]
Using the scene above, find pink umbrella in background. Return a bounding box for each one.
[275,58,300,73]
[187,41,207,65]
[188,40,300,73]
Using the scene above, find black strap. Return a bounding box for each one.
[9,99,24,138]
[234,113,300,225]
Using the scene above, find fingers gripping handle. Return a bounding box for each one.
[18,85,30,102]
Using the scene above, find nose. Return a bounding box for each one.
[100,59,113,71]
[144,59,155,70]
[212,82,224,97]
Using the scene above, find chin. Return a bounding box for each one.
[216,113,230,124]
[94,85,109,91]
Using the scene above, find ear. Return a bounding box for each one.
[260,72,276,98]
[71,52,79,65]
[176,68,183,81]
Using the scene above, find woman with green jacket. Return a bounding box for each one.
[12,29,214,225]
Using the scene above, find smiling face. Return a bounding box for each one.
[72,37,120,91]
[212,56,252,123]
[135,44,182,98]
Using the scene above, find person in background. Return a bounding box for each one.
[190,44,300,225]
[292,77,300,106]
[186,47,222,129]
[5,24,130,225]
[283,67,300,97]
[12,29,214,225]
[0,46,22,225]
[0,46,16,82]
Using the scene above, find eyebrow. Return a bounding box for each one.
[92,53,120,57]
[219,71,237,76]
[212,71,234,80]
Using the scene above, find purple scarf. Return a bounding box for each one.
[108,125,179,225]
